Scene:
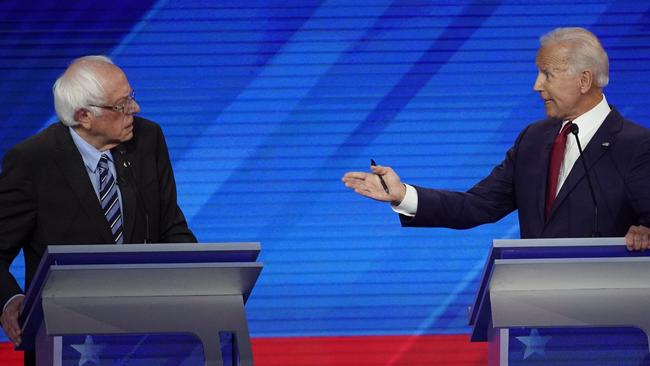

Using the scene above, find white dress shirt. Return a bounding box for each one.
[392,95,611,217]
[555,95,610,195]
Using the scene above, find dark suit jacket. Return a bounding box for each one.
[400,107,650,238]
[0,116,197,308]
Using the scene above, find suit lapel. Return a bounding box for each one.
[53,124,115,244]
[112,146,136,243]
[547,108,623,220]
[536,120,562,224]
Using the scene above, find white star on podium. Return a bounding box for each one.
[71,335,105,366]
[515,328,552,359]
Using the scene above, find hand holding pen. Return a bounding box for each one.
[341,159,406,205]
[370,159,390,194]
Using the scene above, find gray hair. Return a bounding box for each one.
[540,27,609,88]
[53,55,114,126]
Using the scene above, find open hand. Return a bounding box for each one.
[342,164,406,205]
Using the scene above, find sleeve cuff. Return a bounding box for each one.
[391,184,418,217]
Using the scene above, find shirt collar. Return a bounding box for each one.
[68,127,114,173]
[561,94,611,136]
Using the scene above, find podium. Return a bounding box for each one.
[469,237,650,365]
[17,243,263,366]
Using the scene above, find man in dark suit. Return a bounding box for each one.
[343,27,650,249]
[0,55,196,361]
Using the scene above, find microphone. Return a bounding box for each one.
[570,123,600,237]
[117,145,151,244]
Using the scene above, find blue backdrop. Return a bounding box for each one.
[1,0,649,341]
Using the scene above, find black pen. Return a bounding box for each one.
[370,159,390,194]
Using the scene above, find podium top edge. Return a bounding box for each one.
[493,237,624,248]
[49,261,265,271]
[494,256,650,265]
[47,242,261,254]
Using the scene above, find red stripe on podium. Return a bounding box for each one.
[251,334,487,366]
[0,334,486,366]
[0,342,23,365]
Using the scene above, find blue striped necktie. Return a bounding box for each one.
[98,154,124,244]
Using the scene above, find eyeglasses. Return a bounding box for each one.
[89,90,136,114]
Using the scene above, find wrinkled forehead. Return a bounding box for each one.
[535,44,570,70]
[103,69,130,95]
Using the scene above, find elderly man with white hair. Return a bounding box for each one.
[344,27,650,249]
[0,56,196,365]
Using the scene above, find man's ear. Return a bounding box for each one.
[579,69,593,93]
[74,109,92,129]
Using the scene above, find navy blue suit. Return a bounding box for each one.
[400,107,650,238]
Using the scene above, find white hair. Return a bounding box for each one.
[540,27,609,88]
[52,55,114,126]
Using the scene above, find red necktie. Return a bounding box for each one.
[545,123,572,220]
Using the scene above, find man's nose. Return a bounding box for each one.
[128,100,141,115]
[533,73,543,92]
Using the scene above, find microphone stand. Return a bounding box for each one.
[570,123,600,237]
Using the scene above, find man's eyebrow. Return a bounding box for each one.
[113,91,133,103]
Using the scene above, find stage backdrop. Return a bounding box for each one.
[1,0,649,365]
